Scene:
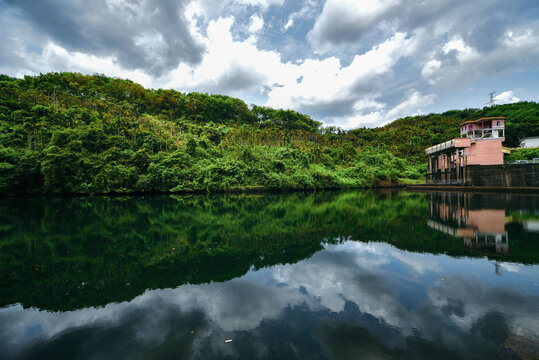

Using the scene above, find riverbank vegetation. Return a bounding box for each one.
[1,73,538,195]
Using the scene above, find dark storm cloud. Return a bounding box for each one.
[293,69,389,122]
[297,98,358,118]
[420,20,539,89]
[399,0,528,53]
[4,299,209,360]
[2,0,205,76]
[307,0,401,49]
[429,276,539,315]
[308,0,538,54]
[212,64,265,93]
[177,63,266,97]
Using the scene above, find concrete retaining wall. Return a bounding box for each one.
[465,164,539,187]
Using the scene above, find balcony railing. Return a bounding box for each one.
[425,139,455,155]
[460,127,505,139]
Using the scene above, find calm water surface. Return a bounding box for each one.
[1,190,538,359]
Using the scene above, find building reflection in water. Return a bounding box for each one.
[427,192,509,253]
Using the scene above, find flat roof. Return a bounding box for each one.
[460,117,505,126]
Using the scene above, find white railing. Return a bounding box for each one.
[460,127,505,139]
[425,139,455,155]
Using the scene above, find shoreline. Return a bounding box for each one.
[0,184,406,199]
[2,183,539,198]
[405,184,539,195]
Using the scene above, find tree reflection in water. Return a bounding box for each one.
[0,191,538,359]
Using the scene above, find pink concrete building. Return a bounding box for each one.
[425,117,505,184]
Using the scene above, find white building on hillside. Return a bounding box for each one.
[519,137,539,148]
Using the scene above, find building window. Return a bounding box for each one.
[497,121,500,126]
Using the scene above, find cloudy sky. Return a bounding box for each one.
[1,0,538,128]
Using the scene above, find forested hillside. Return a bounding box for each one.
[0,73,421,195]
[349,102,539,163]
[0,72,537,195]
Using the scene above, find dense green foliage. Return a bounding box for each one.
[1,72,537,194]
[1,190,537,311]
[348,102,539,163]
[0,73,425,194]
[505,147,539,163]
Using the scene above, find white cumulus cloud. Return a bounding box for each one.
[494,91,521,105]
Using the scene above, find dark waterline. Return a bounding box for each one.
[1,190,538,359]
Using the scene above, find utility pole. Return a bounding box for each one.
[488,91,496,107]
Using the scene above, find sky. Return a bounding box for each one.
[1,0,539,129]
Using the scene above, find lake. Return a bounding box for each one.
[1,190,538,359]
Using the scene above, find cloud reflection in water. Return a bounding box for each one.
[2,241,538,359]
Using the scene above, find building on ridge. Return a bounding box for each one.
[519,136,539,149]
